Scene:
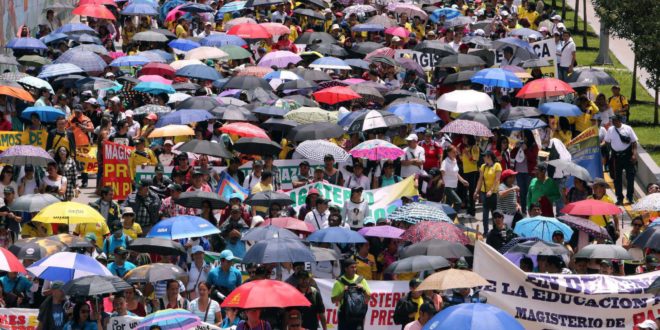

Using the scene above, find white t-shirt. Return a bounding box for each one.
[441,157,460,188]
[605,124,638,152]
[127,121,141,138]
[344,174,370,190]
[400,146,425,178]
[42,175,67,195]
[559,39,576,67]
[304,209,330,231]
[342,199,370,229]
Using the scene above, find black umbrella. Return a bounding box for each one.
[345,58,370,70]
[503,106,543,120]
[172,82,201,91]
[76,77,117,90]
[385,255,450,274]
[9,240,66,260]
[212,105,257,122]
[295,32,337,45]
[384,89,415,103]
[292,8,325,20]
[233,137,282,155]
[437,54,486,69]
[648,277,660,295]
[152,28,177,39]
[632,226,660,250]
[469,48,496,68]
[285,94,320,106]
[457,111,502,129]
[117,75,140,85]
[287,122,344,141]
[223,75,272,91]
[443,16,472,28]
[371,56,396,67]
[63,275,132,296]
[351,42,383,55]
[246,0,286,6]
[277,79,317,91]
[244,191,294,207]
[414,40,456,56]
[176,139,233,158]
[175,191,229,209]
[242,238,315,264]
[242,225,300,241]
[290,68,331,81]
[128,237,186,255]
[261,118,299,131]
[401,239,473,259]
[565,68,619,88]
[52,74,86,88]
[347,110,403,133]
[505,240,569,256]
[311,246,340,261]
[309,43,349,57]
[462,35,493,48]
[124,263,188,283]
[441,70,477,85]
[9,193,61,212]
[175,96,221,111]
[573,244,632,260]
[298,0,328,8]
[521,58,551,68]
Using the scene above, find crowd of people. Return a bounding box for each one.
[0,0,656,328]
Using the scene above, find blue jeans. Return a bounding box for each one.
[558,66,570,81]
[516,173,531,215]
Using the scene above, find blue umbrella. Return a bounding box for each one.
[345,59,370,70]
[21,106,66,122]
[420,201,457,219]
[53,49,107,72]
[26,252,112,282]
[110,55,151,67]
[309,56,351,70]
[493,37,537,59]
[351,23,385,32]
[242,238,315,264]
[539,102,582,116]
[307,227,367,244]
[242,225,300,241]
[500,118,547,130]
[217,0,246,13]
[168,38,201,51]
[133,81,176,94]
[7,37,48,50]
[423,303,524,330]
[160,0,186,21]
[55,23,96,34]
[138,50,174,63]
[121,2,159,15]
[73,33,102,45]
[429,8,461,23]
[200,34,247,47]
[337,109,368,126]
[471,68,523,88]
[180,2,214,12]
[176,64,222,81]
[156,109,214,127]
[37,63,85,78]
[42,33,68,45]
[513,216,574,242]
[387,103,439,124]
[146,215,220,240]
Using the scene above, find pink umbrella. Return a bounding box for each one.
[349,139,404,160]
[392,3,428,20]
[365,47,396,60]
[342,78,366,85]
[108,51,126,59]
[385,26,410,38]
[165,5,185,22]
[259,22,290,36]
[258,50,302,68]
[139,75,173,85]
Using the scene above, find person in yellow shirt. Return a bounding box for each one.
[588,179,619,236]
[553,117,573,145]
[251,171,274,216]
[354,242,377,280]
[474,150,502,234]
[128,137,158,183]
[518,1,540,29]
[121,207,142,240]
[20,221,53,238]
[175,17,189,38]
[412,17,425,38]
[460,135,480,216]
[74,221,111,249]
[608,85,629,122]
[575,96,599,133]
[284,17,298,42]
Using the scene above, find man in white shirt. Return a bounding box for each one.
[501,46,521,66]
[243,160,264,191]
[400,134,425,178]
[604,114,638,205]
[304,199,331,231]
[344,161,370,190]
[271,3,287,23]
[558,30,576,81]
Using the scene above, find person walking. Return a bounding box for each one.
[474,151,502,234]
[605,114,638,205]
[331,259,371,330]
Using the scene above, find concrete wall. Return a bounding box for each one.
[0,0,74,46]
[636,144,660,190]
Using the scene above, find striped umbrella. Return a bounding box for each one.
[440,119,493,137]
[37,63,84,78]
[296,139,350,162]
[0,247,27,273]
[350,139,404,160]
[136,309,201,330]
[389,202,453,224]
[27,252,112,282]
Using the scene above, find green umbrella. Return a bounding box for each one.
[18,55,51,66]
[220,45,253,60]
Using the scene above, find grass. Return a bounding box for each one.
[549,1,659,162]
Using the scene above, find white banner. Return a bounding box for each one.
[394,50,442,71]
[0,308,39,330]
[492,38,558,77]
[473,241,660,329]
[316,279,409,330]
[106,314,221,330]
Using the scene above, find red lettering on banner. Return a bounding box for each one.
[326,308,338,324]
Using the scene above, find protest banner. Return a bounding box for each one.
[473,241,659,329]
[106,314,221,330]
[316,279,408,330]
[76,146,98,174]
[0,308,39,330]
[287,177,418,219]
[0,130,48,151]
[566,126,603,181]
[395,49,443,71]
[102,141,134,200]
[493,38,558,77]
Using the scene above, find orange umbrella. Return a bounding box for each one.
[515,78,575,99]
[0,85,34,102]
[148,125,194,138]
[220,122,269,139]
[235,66,273,78]
[73,4,116,20]
[313,86,361,105]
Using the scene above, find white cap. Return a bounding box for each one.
[501,10,509,17]
[110,96,120,103]
[557,22,566,29]
[331,24,340,30]
[551,14,562,20]
[474,29,485,36]
[105,72,115,78]
[164,139,174,145]
[84,98,97,105]
[124,110,134,117]
[451,4,458,9]
[636,320,658,330]
[405,133,418,141]
[81,90,93,96]
[392,36,401,42]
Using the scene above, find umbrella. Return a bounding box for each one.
[521,58,552,68]
[429,7,461,22]
[414,40,457,56]
[149,125,195,138]
[516,78,575,99]
[121,2,159,15]
[0,54,19,66]
[401,222,470,244]
[389,202,452,224]
[419,201,457,219]
[218,0,246,12]
[351,23,385,33]
[401,239,472,259]
[296,140,350,162]
[133,31,170,42]
[185,46,228,60]
[647,278,660,295]
[133,104,172,115]
[438,54,486,69]
[309,43,349,57]
[0,85,34,102]
[37,63,84,78]
[54,23,96,35]
[436,90,493,113]
[176,64,222,81]
[227,23,271,39]
[139,50,174,63]
[358,225,404,239]
[500,118,547,131]
[343,4,376,15]
[365,14,397,27]
[287,122,344,141]
[277,79,316,92]
[124,263,188,283]
[47,234,94,249]
[139,75,172,85]
[27,252,111,282]
[384,26,409,38]
[311,246,340,262]
[574,244,632,260]
[156,109,213,127]
[546,159,591,181]
[307,227,368,244]
[345,59,371,70]
[385,255,449,274]
[245,191,294,207]
[21,106,65,123]
[349,84,384,103]
[290,68,332,82]
[313,86,361,105]
[565,68,618,88]
[263,217,315,233]
[510,27,542,39]
[416,269,490,291]
[262,118,298,131]
[18,76,54,93]
[53,49,106,72]
[561,199,622,216]
[176,139,233,158]
[0,72,30,81]
[440,119,493,137]
[284,107,338,125]
[220,45,253,60]
[557,215,610,240]
[176,96,221,110]
[9,193,61,213]
[502,106,542,120]
[133,81,175,94]
[220,122,268,139]
[200,34,247,48]
[242,238,315,264]
[242,226,300,241]
[233,137,282,156]
[632,226,660,251]
[309,57,352,71]
[175,191,229,209]
[349,139,404,161]
[168,93,191,104]
[146,215,220,240]
[7,37,48,50]
[140,62,175,78]
[295,32,337,45]
[539,102,582,116]
[8,239,66,260]
[0,247,27,273]
[292,8,325,19]
[20,54,52,67]
[387,103,439,124]
[180,2,213,12]
[72,4,116,19]
[259,22,291,36]
[110,55,151,67]
[423,303,524,330]
[221,279,311,308]
[513,216,574,242]
[351,42,384,55]
[127,237,186,255]
[63,275,132,296]
[471,68,523,88]
[505,240,569,256]
[136,309,201,330]
[32,202,104,225]
[76,77,119,91]
[457,111,502,129]
[632,193,660,212]
[223,75,271,90]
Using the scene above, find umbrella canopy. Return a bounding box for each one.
[307,227,368,244]
[313,86,360,105]
[389,202,453,224]
[121,2,159,15]
[127,237,186,255]
[9,238,66,260]
[505,240,569,256]
[502,106,543,120]
[500,118,547,131]
[632,226,660,250]
[546,159,591,181]
[124,263,188,283]
[134,104,172,115]
[185,46,228,60]
[110,55,151,67]
[557,215,610,240]
[221,279,311,308]
[244,191,294,207]
[176,64,222,81]
[72,4,116,19]
[295,32,336,45]
[63,275,132,296]
[0,85,35,102]
[7,37,48,50]
[242,225,300,241]
[27,252,111,282]
[296,140,350,162]
[387,103,439,124]
[414,40,456,56]
[438,54,486,69]
[417,269,490,291]
[176,139,233,158]
[18,76,54,93]
[423,303,524,330]
[47,234,94,249]
[220,45,253,60]
[53,49,107,72]
[0,54,19,66]
[133,31,169,42]
[401,239,473,259]
[156,109,213,127]
[358,225,404,239]
[513,216,574,242]
[140,62,176,78]
[38,63,84,78]
[0,247,27,273]
[565,68,618,88]
[440,119,493,137]
[471,68,523,88]
[0,145,54,166]
[539,102,582,116]
[309,57,352,71]
[242,238,315,264]
[200,34,247,47]
[516,78,575,99]
[148,125,195,138]
[262,118,298,131]
[263,217,315,233]
[349,139,404,161]
[223,75,271,90]
[385,255,449,274]
[9,193,61,213]
[176,96,221,110]
[233,137,282,156]
[220,122,269,139]
[436,90,493,113]
[32,202,104,225]
[136,309,201,330]
[227,23,271,39]
[76,77,120,91]
[133,81,175,94]
[574,244,633,260]
[632,193,660,212]
[287,122,344,141]
[560,199,622,216]
[147,215,220,240]
[175,191,229,209]
[347,110,404,133]
[284,107,338,125]
[457,111,502,129]
[401,222,470,244]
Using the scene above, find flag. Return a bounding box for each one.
[217,171,249,201]
[566,126,603,180]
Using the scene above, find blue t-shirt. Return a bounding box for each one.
[207,266,242,292]
[226,241,246,259]
[52,303,66,329]
[103,234,130,256]
[0,275,32,295]
[63,320,98,330]
[107,261,136,277]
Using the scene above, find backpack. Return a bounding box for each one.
[378,175,402,187]
[339,276,368,321]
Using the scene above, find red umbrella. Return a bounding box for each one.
[259,23,290,36]
[262,217,316,233]
[221,279,311,308]
[220,122,269,139]
[227,23,271,39]
[401,221,470,245]
[72,4,116,20]
[313,86,361,105]
[78,0,117,6]
[560,199,622,216]
[516,78,575,99]
[0,247,27,273]
[139,63,176,79]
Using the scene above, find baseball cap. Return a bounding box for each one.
[155,163,164,173]
[253,160,264,167]
[51,281,65,290]
[110,96,121,103]
[3,187,14,194]
[124,110,134,117]
[500,169,518,181]
[308,188,320,196]
[122,207,135,215]
[164,139,174,145]
[551,14,562,20]
[492,209,504,217]
[405,133,418,141]
[219,249,239,261]
[105,72,116,78]
[146,113,158,121]
[637,320,658,330]
[84,98,98,105]
[592,178,608,188]
[331,23,340,30]
[191,245,205,254]
[229,192,244,202]
[557,22,566,29]
[299,160,310,167]
[114,246,129,255]
[351,186,364,194]
[167,183,183,192]
[600,259,613,267]
[391,36,401,42]
[409,278,422,288]
[134,136,146,144]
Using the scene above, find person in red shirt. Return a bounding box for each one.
[419,130,442,171]
[0,111,12,131]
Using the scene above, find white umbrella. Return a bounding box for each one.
[170,59,203,70]
[167,92,191,104]
[18,76,54,93]
[546,159,591,182]
[436,90,493,113]
[296,139,350,162]
[184,46,229,60]
[632,193,660,212]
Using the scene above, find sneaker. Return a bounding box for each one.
[615,200,624,206]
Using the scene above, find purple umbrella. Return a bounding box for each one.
[219,89,242,97]
[258,51,302,68]
[358,225,405,239]
[558,214,610,240]
[0,145,54,166]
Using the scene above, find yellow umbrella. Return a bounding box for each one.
[284,106,338,124]
[148,125,195,138]
[32,202,104,225]
[416,269,490,291]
